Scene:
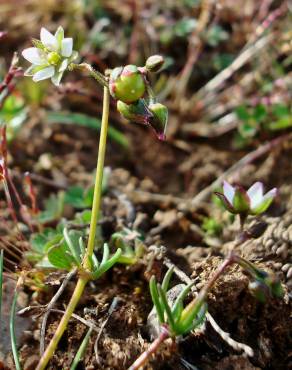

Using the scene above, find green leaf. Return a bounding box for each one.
[238,121,258,138]
[205,25,229,47]
[149,276,165,324]
[0,250,3,329]
[268,117,292,131]
[70,327,93,370]
[47,241,75,270]
[236,106,250,122]
[46,111,129,148]
[65,186,87,208]
[63,228,83,265]
[272,104,290,118]
[38,192,65,223]
[174,19,197,37]
[10,289,22,370]
[30,228,60,253]
[253,105,267,122]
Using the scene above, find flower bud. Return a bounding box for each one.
[109,65,146,104]
[117,99,152,125]
[264,275,284,299]
[248,280,269,303]
[145,55,164,72]
[148,102,168,140]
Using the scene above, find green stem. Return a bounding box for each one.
[36,86,111,370]
[84,86,110,269]
[36,278,88,370]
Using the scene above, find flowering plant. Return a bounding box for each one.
[22,27,78,85]
[215,181,277,216]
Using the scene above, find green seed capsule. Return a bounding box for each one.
[109,65,146,104]
[148,102,168,140]
[117,99,152,124]
[47,51,61,65]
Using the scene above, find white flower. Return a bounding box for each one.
[216,181,277,215]
[22,26,78,86]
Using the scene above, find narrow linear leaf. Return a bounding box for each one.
[157,285,176,332]
[10,288,22,370]
[149,276,164,324]
[70,326,93,370]
[0,250,3,332]
[161,266,174,293]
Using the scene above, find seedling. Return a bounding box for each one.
[21,25,168,369]
[129,252,283,370]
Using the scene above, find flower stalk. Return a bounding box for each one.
[36,85,110,370]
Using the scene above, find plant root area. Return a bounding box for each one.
[0,121,291,370]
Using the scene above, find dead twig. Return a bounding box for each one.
[175,0,213,103]
[94,297,121,364]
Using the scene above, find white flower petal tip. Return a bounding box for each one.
[250,187,278,215]
[40,27,58,49]
[263,188,278,201]
[61,38,73,57]
[247,182,264,208]
[32,66,55,82]
[22,48,43,65]
[223,181,235,204]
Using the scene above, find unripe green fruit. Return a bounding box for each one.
[109,65,146,104]
[148,102,168,140]
[117,99,152,124]
[47,51,61,65]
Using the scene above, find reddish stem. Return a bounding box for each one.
[128,325,170,370]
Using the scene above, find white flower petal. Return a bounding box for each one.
[24,64,44,76]
[40,27,58,50]
[55,26,64,47]
[33,66,55,82]
[250,188,277,214]
[262,188,277,202]
[223,181,235,204]
[22,47,43,65]
[61,38,73,57]
[59,59,68,72]
[51,71,64,86]
[247,182,263,208]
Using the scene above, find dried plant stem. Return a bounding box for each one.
[36,86,110,370]
[128,325,170,370]
[175,0,213,103]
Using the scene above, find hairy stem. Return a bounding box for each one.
[36,86,110,369]
[69,63,108,88]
